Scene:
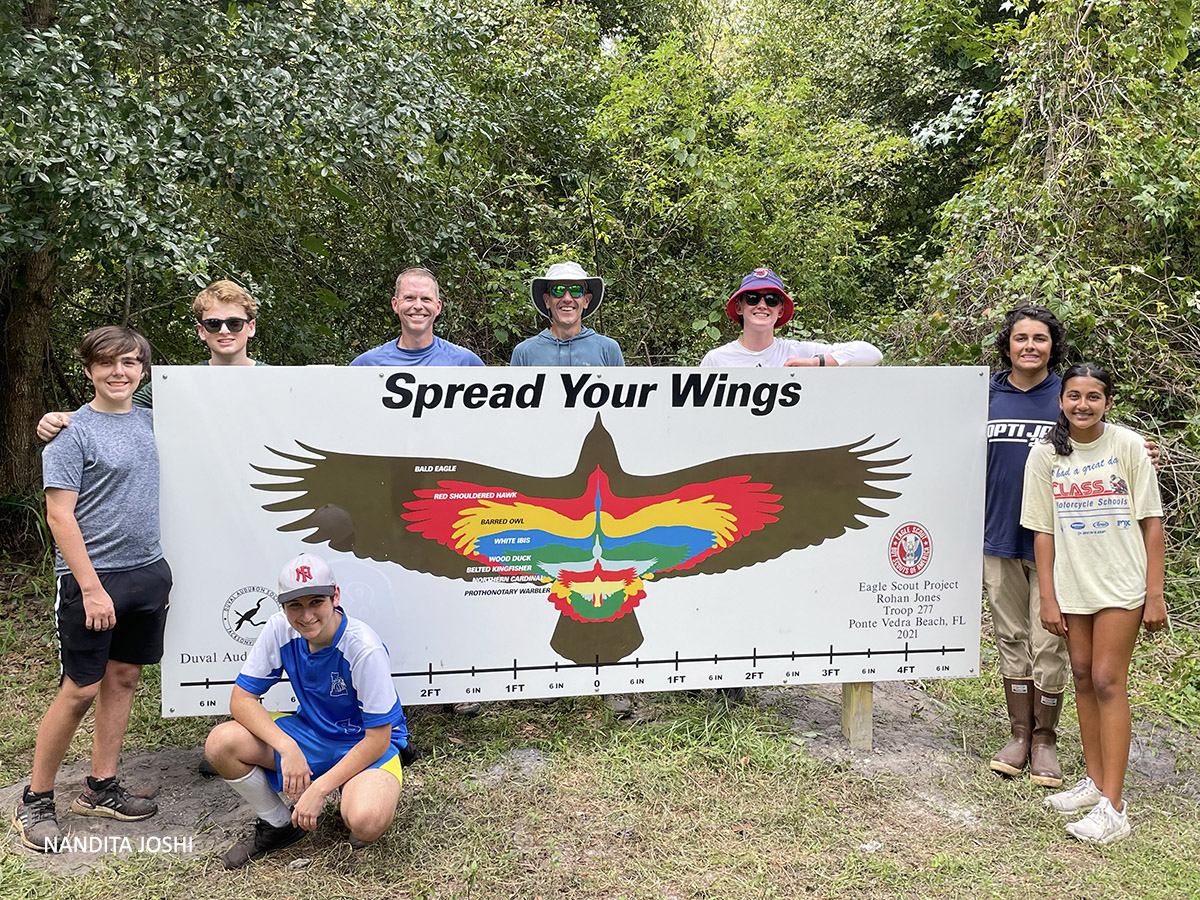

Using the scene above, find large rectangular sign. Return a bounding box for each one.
[156,365,987,715]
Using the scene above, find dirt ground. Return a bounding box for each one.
[5,681,1195,875]
[2,746,245,875]
[767,680,1194,786]
[764,680,1199,843]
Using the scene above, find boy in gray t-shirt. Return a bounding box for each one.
[15,326,173,853]
[43,403,162,575]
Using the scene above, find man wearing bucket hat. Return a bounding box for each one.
[700,267,882,368]
[510,260,630,714]
[510,261,624,366]
[205,553,411,867]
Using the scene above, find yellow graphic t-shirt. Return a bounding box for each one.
[1020,423,1162,614]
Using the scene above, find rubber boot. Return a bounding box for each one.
[1029,687,1064,787]
[990,677,1033,776]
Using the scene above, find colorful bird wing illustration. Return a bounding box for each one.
[250,443,580,579]
[398,477,596,578]
[251,417,909,594]
[638,437,909,579]
[396,468,776,573]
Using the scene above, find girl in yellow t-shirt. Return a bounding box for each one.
[1020,362,1166,844]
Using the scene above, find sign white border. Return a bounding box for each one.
[156,366,986,715]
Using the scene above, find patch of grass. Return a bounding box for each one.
[2,700,1199,899]
[0,492,54,565]
[0,559,63,786]
[1128,627,1200,729]
[3,567,1200,899]
[922,628,1200,772]
[0,553,54,657]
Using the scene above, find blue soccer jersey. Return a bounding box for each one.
[236,610,409,748]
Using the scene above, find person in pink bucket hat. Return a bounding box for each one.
[700,267,882,367]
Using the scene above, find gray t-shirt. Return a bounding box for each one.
[42,404,162,575]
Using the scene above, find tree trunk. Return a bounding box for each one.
[0,2,62,502]
[0,248,57,497]
[24,0,57,28]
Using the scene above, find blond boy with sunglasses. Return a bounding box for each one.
[36,281,264,440]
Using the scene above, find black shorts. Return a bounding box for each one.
[55,558,173,687]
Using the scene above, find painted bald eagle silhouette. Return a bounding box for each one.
[251,416,908,664]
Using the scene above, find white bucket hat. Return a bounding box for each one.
[529,261,605,318]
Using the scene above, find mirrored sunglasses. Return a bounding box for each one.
[549,284,586,298]
[199,316,253,333]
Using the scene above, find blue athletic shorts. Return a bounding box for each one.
[267,713,403,791]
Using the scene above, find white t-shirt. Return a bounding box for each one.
[1020,423,1162,613]
[699,337,882,367]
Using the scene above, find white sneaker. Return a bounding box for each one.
[1066,797,1131,844]
[1044,776,1101,814]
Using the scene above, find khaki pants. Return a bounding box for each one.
[983,555,1070,693]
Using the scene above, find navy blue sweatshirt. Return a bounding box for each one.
[985,370,1061,561]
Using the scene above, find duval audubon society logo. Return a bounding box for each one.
[889,522,932,578]
[222,586,276,646]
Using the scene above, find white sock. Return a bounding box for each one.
[224,768,291,827]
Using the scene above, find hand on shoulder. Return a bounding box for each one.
[36,411,71,443]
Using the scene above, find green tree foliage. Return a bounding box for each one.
[145,0,624,369]
[574,0,706,45]
[893,0,1199,404]
[0,0,465,498]
[3,0,1196,616]
[577,4,942,363]
[887,0,1200,608]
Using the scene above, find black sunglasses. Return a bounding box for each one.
[549,284,586,298]
[740,292,783,307]
[199,317,253,333]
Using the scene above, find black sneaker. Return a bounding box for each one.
[70,776,157,821]
[14,787,64,852]
[222,818,308,869]
[398,742,423,766]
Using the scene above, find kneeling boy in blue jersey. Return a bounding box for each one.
[205,553,409,868]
